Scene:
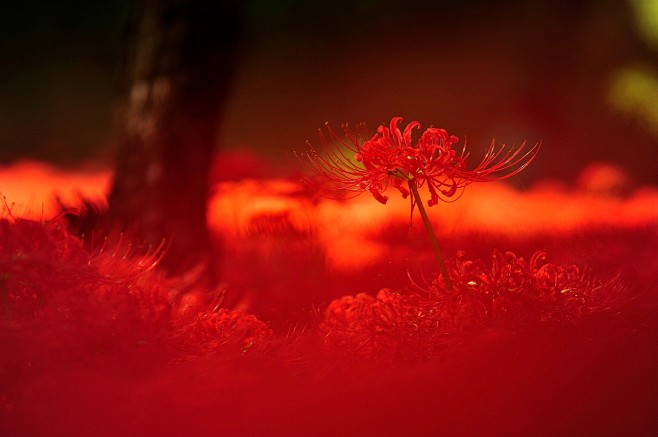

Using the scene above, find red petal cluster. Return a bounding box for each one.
[440,250,624,324]
[300,117,539,206]
[172,308,273,358]
[0,216,172,353]
[320,289,461,363]
[321,250,624,362]
[0,214,271,364]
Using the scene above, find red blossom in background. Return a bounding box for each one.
[299,116,540,206]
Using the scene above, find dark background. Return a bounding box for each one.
[1,0,657,184]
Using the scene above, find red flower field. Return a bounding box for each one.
[1,152,657,436]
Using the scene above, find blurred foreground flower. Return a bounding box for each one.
[0,212,171,355]
[172,308,273,358]
[0,207,271,365]
[298,117,540,289]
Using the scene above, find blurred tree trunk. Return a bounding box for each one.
[108,0,242,278]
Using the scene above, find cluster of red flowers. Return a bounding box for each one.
[0,213,271,366]
[300,117,539,206]
[321,250,624,362]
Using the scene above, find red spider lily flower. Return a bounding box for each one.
[321,250,626,362]
[298,117,540,291]
[299,117,540,207]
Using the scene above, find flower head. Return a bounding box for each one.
[299,117,540,206]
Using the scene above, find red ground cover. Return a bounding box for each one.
[1,158,657,436]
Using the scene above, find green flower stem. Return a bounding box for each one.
[408,179,453,291]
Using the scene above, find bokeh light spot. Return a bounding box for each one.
[608,65,658,136]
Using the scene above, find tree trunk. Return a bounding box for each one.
[108,0,242,278]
